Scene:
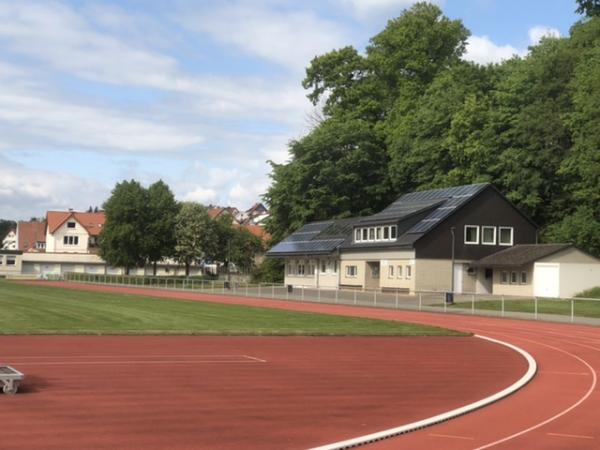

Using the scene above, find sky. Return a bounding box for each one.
[0,0,581,220]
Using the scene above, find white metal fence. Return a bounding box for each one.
[63,272,600,326]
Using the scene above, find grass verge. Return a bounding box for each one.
[445,298,600,318]
[0,281,466,336]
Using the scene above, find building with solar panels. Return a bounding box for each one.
[267,183,540,294]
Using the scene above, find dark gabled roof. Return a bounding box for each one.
[474,244,573,267]
[267,218,360,257]
[267,183,508,257]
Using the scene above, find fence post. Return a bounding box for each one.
[501,295,505,317]
[301,286,304,301]
[246,283,249,297]
[444,293,447,313]
[571,299,574,323]
[419,293,422,311]
[286,286,289,301]
[534,297,538,320]
[472,294,475,315]
[212,281,215,294]
[395,290,399,309]
[258,283,262,297]
[272,283,275,299]
[318,287,321,302]
[354,289,357,305]
[374,290,377,307]
[335,289,338,304]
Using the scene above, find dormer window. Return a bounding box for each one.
[353,225,398,243]
[67,221,76,228]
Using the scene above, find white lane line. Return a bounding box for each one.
[472,335,597,450]
[12,360,264,366]
[539,371,589,376]
[428,433,474,440]
[242,354,267,362]
[547,432,595,440]
[309,335,536,450]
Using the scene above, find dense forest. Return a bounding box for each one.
[264,1,600,257]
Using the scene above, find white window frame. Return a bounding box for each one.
[405,265,412,279]
[397,265,402,278]
[481,226,496,245]
[320,260,327,274]
[520,271,527,285]
[362,228,368,241]
[67,221,76,229]
[355,229,361,242]
[388,265,394,278]
[346,265,357,277]
[390,225,397,240]
[297,264,305,276]
[501,271,508,284]
[464,225,479,245]
[510,271,518,284]
[6,256,16,266]
[499,227,514,246]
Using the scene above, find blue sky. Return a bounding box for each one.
[0,0,581,219]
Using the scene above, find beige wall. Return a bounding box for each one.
[339,260,366,287]
[316,258,339,288]
[0,253,23,275]
[340,249,415,261]
[284,258,318,287]
[539,247,599,264]
[558,263,600,298]
[414,259,452,292]
[491,266,534,297]
[380,259,415,291]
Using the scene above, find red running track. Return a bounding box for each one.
[7,281,600,449]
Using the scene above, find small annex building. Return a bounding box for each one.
[475,244,600,298]
[267,183,600,297]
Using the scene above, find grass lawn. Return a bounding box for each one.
[446,298,600,318]
[0,281,465,336]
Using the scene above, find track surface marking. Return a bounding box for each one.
[10,281,600,449]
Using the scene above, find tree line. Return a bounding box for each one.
[99,180,263,276]
[264,1,600,257]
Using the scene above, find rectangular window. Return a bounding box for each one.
[74,236,79,245]
[405,265,412,279]
[464,225,479,244]
[371,265,379,279]
[362,228,368,241]
[355,229,361,242]
[481,226,496,245]
[298,264,305,276]
[499,227,514,246]
[0,257,3,265]
[369,228,375,240]
[321,261,327,273]
[67,221,76,228]
[6,256,16,266]
[390,225,397,239]
[510,272,518,284]
[501,271,508,284]
[520,271,527,284]
[388,265,394,278]
[376,227,382,240]
[397,265,402,278]
[287,263,293,275]
[346,265,357,277]
[383,227,389,239]
[63,236,68,245]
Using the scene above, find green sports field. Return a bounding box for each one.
[0,281,465,336]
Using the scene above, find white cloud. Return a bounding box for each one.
[177,2,348,72]
[338,0,427,18]
[182,187,218,204]
[0,157,108,219]
[464,35,526,65]
[528,25,560,45]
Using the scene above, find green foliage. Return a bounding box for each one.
[145,180,179,273]
[575,287,600,298]
[576,0,600,16]
[174,202,215,275]
[265,3,600,257]
[251,258,284,283]
[100,180,149,272]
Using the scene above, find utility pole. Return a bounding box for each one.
[450,227,456,300]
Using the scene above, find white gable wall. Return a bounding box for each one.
[46,219,90,253]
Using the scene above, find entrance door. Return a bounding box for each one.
[534,263,559,297]
[365,261,380,289]
[453,264,463,294]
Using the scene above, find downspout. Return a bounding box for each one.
[450,227,456,294]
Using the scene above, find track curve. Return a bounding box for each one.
[20,282,600,449]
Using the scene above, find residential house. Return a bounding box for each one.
[267,183,600,297]
[1,229,17,250]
